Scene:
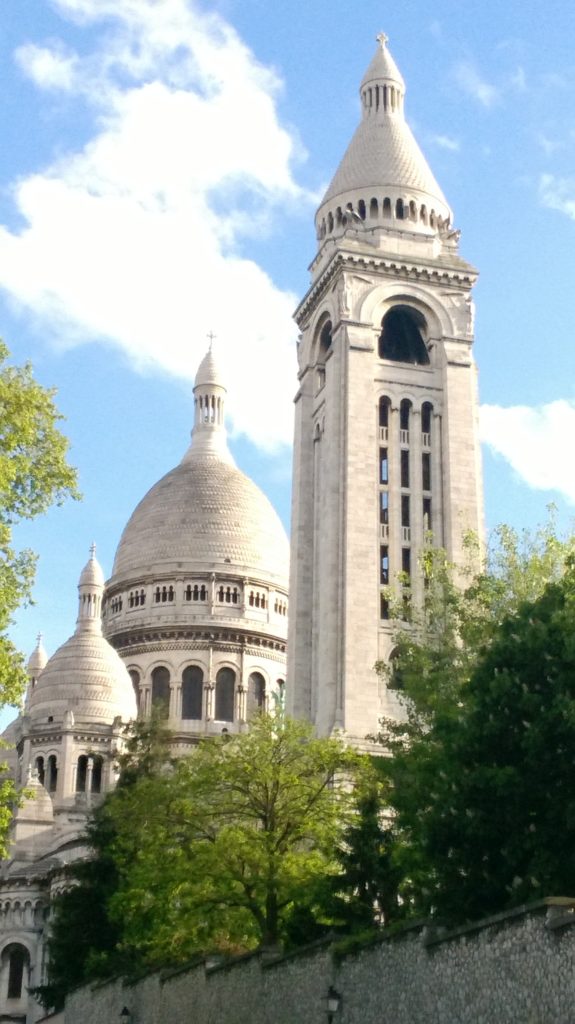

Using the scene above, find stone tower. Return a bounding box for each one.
[287,35,484,743]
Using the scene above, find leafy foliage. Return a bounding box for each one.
[0,340,79,704]
[378,520,575,924]
[107,712,362,961]
[40,712,364,1005]
[377,513,575,740]
[0,341,78,855]
[36,715,173,1011]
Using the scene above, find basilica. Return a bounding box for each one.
[0,34,483,1023]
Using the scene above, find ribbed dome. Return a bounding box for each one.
[111,450,289,584]
[28,631,137,724]
[317,34,451,232]
[195,347,225,389]
[321,117,449,210]
[27,634,48,677]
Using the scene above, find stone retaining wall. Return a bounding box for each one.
[61,898,575,1024]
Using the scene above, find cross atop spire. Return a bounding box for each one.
[89,541,97,560]
[376,31,389,49]
[206,331,216,351]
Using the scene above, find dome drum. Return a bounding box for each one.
[103,574,288,642]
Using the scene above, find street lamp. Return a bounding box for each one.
[325,984,342,1022]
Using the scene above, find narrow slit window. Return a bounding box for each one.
[422,452,431,492]
[380,546,389,586]
[401,450,410,488]
[380,448,389,485]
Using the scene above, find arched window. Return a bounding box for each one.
[76,755,88,793]
[400,399,411,443]
[182,666,203,720]
[151,666,170,718]
[129,669,140,711]
[35,756,45,786]
[91,756,103,794]
[316,319,332,366]
[4,944,28,1001]
[215,668,235,722]
[378,307,430,365]
[379,396,390,429]
[47,754,57,794]
[369,197,378,219]
[247,672,266,717]
[421,401,433,438]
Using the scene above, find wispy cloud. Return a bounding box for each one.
[539,174,575,220]
[510,66,527,92]
[536,134,563,156]
[429,134,460,152]
[1,0,315,452]
[454,62,499,108]
[480,401,575,504]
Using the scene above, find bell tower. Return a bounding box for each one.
[287,34,484,743]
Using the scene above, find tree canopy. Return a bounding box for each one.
[41,712,365,1007]
[0,340,79,704]
[379,521,575,923]
[0,341,78,854]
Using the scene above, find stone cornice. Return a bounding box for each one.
[110,627,286,660]
[294,248,478,326]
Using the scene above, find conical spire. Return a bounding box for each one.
[27,633,48,679]
[76,543,104,634]
[315,34,452,243]
[184,340,235,465]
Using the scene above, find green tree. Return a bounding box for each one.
[106,712,362,964]
[0,341,78,853]
[378,514,575,739]
[0,341,78,702]
[389,556,575,923]
[37,715,173,1011]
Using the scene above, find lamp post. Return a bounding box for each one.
[325,984,342,1023]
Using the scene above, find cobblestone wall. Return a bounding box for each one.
[61,898,575,1024]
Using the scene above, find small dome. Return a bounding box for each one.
[27,634,48,677]
[360,33,405,91]
[27,631,137,725]
[195,348,225,390]
[111,453,289,584]
[79,544,105,588]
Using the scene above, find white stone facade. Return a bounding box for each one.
[287,35,484,742]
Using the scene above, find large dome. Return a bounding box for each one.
[111,449,289,585]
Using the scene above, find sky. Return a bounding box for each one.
[2,0,575,710]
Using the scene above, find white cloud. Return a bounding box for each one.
[0,0,314,451]
[430,134,460,152]
[454,62,499,108]
[480,401,575,504]
[16,42,79,90]
[539,174,575,221]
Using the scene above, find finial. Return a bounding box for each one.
[376,31,389,49]
[89,541,97,560]
[206,331,216,351]
[36,632,43,647]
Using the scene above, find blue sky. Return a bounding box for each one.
[2,0,575,704]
